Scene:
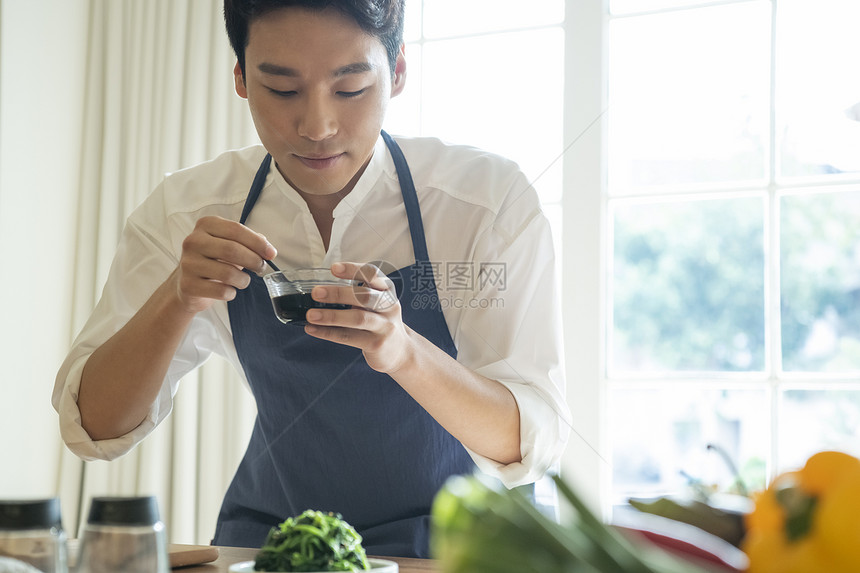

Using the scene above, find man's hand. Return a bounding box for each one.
[172,216,277,313]
[303,261,410,373]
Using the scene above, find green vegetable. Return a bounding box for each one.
[430,474,716,573]
[253,510,370,572]
[628,496,748,547]
[626,442,753,548]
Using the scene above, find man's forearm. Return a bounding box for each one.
[77,271,197,441]
[389,327,522,465]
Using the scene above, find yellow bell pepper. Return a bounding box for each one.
[743,450,860,573]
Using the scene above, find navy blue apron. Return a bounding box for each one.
[216,132,476,557]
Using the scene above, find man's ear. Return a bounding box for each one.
[390,44,407,98]
[234,61,248,99]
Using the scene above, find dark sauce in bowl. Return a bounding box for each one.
[271,293,350,325]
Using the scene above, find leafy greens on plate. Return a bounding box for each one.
[253,510,369,572]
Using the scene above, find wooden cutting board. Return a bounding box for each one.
[67,540,220,569]
[168,544,220,568]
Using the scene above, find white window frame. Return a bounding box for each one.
[560,0,609,512]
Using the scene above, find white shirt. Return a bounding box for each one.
[52,134,571,488]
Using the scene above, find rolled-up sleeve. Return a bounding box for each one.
[53,352,171,461]
[51,197,227,461]
[450,187,571,488]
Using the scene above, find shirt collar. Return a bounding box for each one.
[332,134,387,217]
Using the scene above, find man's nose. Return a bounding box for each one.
[297,95,337,141]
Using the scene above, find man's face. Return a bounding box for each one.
[235,7,405,197]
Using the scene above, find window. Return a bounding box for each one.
[384,0,860,510]
[384,0,565,244]
[608,0,860,503]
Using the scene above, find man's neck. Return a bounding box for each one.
[279,149,374,251]
[296,189,347,252]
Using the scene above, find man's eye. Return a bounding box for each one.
[337,88,367,98]
[269,88,297,97]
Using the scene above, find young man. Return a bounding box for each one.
[53,0,570,557]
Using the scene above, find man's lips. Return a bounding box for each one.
[295,153,344,170]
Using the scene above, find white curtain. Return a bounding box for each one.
[56,0,260,544]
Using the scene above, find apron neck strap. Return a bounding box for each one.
[380,130,430,264]
[240,153,272,225]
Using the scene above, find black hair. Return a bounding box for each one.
[224,0,405,78]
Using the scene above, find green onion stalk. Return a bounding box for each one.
[431,473,719,573]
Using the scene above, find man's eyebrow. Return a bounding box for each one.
[257,61,376,78]
[333,62,375,77]
[258,62,299,76]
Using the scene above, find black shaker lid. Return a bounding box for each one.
[87,496,161,526]
[0,498,62,530]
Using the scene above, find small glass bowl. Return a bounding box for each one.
[263,268,360,325]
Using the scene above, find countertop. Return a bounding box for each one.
[180,545,439,572]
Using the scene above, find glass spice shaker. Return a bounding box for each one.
[0,497,68,573]
[75,496,168,573]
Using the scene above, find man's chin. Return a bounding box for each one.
[290,178,352,197]
[274,164,349,197]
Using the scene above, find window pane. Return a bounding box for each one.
[777,0,860,178]
[423,0,563,38]
[610,0,721,15]
[779,389,860,471]
[611,387,769,500]
[421,29,564,203]
[780,190,860,372]
[403,0,422,42]
[608,2,770,191]
[611,197,765,373]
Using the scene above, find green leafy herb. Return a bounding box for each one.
[431,473,715,573]
[253,510,370,572]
